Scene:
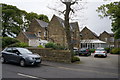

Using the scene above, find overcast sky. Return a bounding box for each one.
[1,0,119,36]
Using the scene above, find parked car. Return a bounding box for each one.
[78,48,91,56]
[94,47,107,58]
[73,47,79,55]
[0,47,42,66]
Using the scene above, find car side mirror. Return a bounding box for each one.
[16,52,20,55]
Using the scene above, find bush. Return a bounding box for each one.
[38,45,44,48]
[89,49,95,53]
[8,42,29,48]
[110,48,120,54]
[45,42,66,50]
[45,42,57,49]
[56,45,66,50]
[2,37,20,48]
[71,56,80,62]
[104,48,111,53]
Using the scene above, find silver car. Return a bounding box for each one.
[94,48,107,58]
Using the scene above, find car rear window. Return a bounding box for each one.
[96,49,105,51]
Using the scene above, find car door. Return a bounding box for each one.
[4,48,13,61]
[11,48,22,63]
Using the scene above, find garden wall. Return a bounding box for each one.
[27,47,71,63]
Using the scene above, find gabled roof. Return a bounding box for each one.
[100,31,114,37]
[53,15,79,30]
[23,32,38,39]
[70,22,78,30]
[81,27,98,38]
[35,19,48,28]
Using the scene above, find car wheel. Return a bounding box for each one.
[20,60,25,67]
[1,56,6,63]
[94,55,97,57]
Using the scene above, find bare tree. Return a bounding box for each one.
[48,0,85,58]
[60,0,78,56]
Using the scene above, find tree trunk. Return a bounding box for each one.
[64,3,74,57]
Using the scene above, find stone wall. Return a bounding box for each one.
[27,47,71,63]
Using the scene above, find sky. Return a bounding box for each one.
[1,0,119,36]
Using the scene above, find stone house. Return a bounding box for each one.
[17,32,39,46]
[80,27,98,40]
[17,19,48,46]
[80,27,107,49]
[47,15,80,48]
[99,31,120,48]
[27,19,48,40]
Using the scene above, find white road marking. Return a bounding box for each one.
[17,73,38,79]
[17,73,47,80]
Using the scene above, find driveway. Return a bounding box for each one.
[1,53,119,80]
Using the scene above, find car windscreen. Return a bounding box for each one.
[96,49,105,51]
[80,48,88,52]
[17,48,32,54]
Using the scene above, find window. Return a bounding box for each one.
[105,38,108,41]
[12,48,20,54]
[6,48,12,52]
[109,37,114,42]
[38,32,41,37]
[44,32,46,37]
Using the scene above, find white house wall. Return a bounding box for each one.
[29,39,39,47]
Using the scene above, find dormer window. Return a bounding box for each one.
[38,32,41,37]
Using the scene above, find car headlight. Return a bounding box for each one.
[28,57,34,60]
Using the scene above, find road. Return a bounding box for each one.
[1,53,119,80]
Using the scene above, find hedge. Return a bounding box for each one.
[110,48,120,54]
[71,56,80,62]
[45,42,66,50]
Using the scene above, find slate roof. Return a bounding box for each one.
[23,32,38,39]
[35,19,48,28]
[54,15,78,30]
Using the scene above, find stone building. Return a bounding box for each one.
[47,15,80,48]
[27,19,48,40]
[17,15,80,48]
[80,27,107,49]
[80,27,98,40]
[99,31,120,48]
[17,19,48,46]
[17,32,39,46]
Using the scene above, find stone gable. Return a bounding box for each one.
[47,15,67,46]
[80,27,98,40]
[27,19,48,40]
[47,15,80,48]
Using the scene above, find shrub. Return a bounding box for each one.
[104,48,111,53]
[56,45,66,50]
[38,45,44,48]
[45,42,57,49]
[2,37,20,48]
[45,42,66,50]
[110,48,120,54]
[71,56,80,62]
[8,42,29,48]
[89,49,95,53]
